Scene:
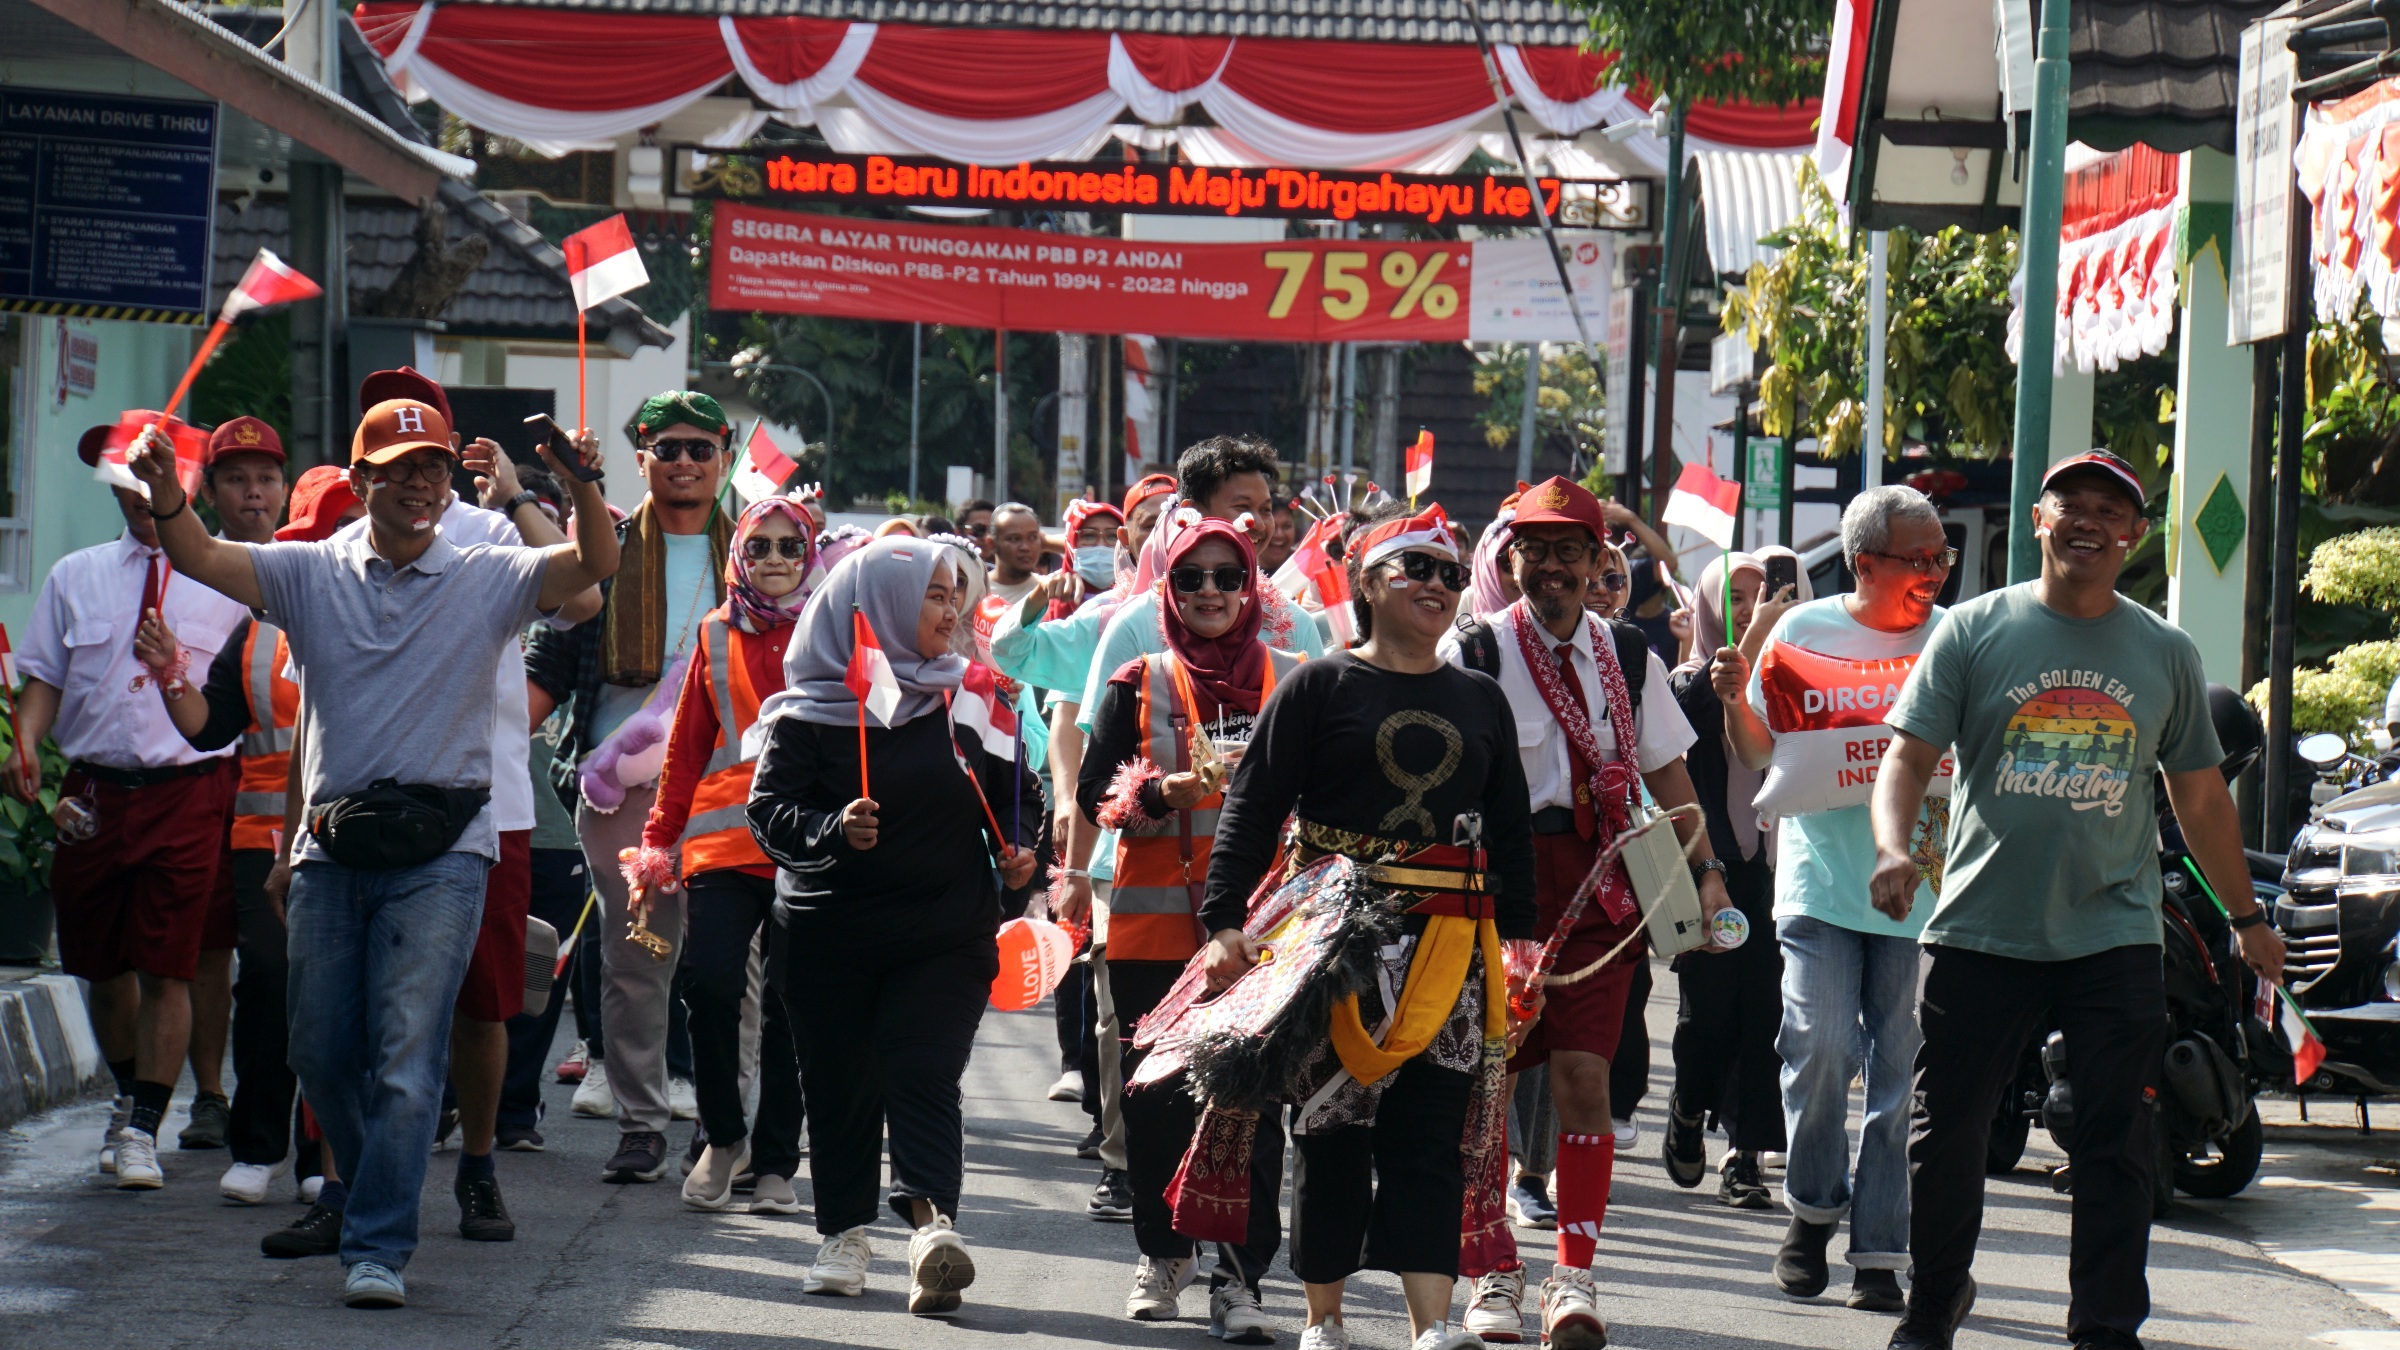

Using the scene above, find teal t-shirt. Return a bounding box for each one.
[588,530,716,746]
[1884,585,2221,961]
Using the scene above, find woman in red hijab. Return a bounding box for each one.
[1073,517,1302,1340]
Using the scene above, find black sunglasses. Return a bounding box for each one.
[1170,564,1249,594]
[645,438,719,463]
[1596,570,1630,591]
[742,536,809,561]
[1387,551,1468,591]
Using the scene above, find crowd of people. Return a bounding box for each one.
[9,371,2288,1350]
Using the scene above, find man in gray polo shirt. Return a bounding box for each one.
[128,397,618,1310]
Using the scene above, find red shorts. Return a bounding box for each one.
[50,759,239,984]
[456,830,532,1023]
[1509,828,1645,1071]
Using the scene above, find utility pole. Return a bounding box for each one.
[908,321,922,505]
[2005,0,2071,582]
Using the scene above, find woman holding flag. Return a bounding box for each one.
[746,535,1039,1316]
[621,495,818,1218]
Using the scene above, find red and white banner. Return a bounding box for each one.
[2007,146,2182,374]
[2297,77,2400,328]
[711,203,1607,342]
[1753,641,1954,818]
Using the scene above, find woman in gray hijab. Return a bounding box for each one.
[746,536,1040,1318]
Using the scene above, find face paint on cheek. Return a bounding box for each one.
[2035,524,2053,538]
[1385,577,1413,590]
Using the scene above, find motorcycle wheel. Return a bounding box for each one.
[2172,1111,2264,1199]
[1987,1100,2032,1175]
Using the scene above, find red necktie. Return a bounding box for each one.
[1556,644,1597,840]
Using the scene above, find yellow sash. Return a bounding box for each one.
[1327,913,1508,1087]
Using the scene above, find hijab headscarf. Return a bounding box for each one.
[761,536,967,729]
[928,533,990,662]
[1469,514,1516,621]
[1684,551,1766,858]
[1158,518,1269,717]
[724,495,817,635]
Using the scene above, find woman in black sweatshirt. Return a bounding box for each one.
[745,536,1038,1318]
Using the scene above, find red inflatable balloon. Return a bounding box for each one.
[990,916,1075,1012]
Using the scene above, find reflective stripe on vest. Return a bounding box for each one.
[230,622,298,852]
[675,614,770,876]
[241,625,295,758]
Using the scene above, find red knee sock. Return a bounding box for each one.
[1554,1132,1614,1269]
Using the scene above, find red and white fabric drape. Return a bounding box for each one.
[353,3,1815,166]
[2007,146,2182,374]
[2297,77,2400,327]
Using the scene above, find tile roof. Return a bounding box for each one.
[398,0,1597,45]
[2068,0,2280,152]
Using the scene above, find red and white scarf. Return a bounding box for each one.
[1505,599,1641,924]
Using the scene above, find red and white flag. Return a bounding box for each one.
[732,421,800,501]
[218,248,323,324]
[563,214,649,311]
[1662,461,1743,549]
[845,608,902,726]
[0,622,16,691]
[2258,979,2327,1085]
[952,663,1021,760]
[1404,428,1435,499]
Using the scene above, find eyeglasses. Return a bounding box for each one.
[1387,551,1468,591]
[742,536,809,561]
[1170,564,1249,594]
[365,456,454,488]
[644,438,719,463]
[1512,538,1595,565]
[1862,547,1959,575]
[964,521,991,537]
[1595,570,1630,591]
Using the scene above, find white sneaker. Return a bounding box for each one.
[298,1174,325,1205]
[1761,1151,1786,1170]
[906,1213,976,1315]
[220,1157,292,1205]
[571,1061,616,1118]
[114,1127,163,1190]
[1539,1267,1608,1350]
[1612,1116,1639,1149]
[668,1076,699,1121]
[1297,1322,1352,1350]
[1409,1328,1484,1350]
[804,1225,873,1296]
[98,1094,131,1174]
[1463,1266,1526,1342]
[1046,1071,1083,1102]
[681,1142,750,1212]
[1125,1253,1194,1320]
[1209,1280,1275,1344]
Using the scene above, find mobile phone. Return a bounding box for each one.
[1763,553,1799,600]
[524,413,605,482]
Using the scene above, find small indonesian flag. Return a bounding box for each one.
[219,248,323,323]
[732,421,800,502]
[563,214,649,311]
[953,663,1021,760]
[1404,428,1435,499]
[1662,461,1743,549]
[845,607,902,727]
[0,622,15,691]
[2258,978,2327,1086]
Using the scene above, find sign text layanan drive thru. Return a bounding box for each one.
[708,203,1611,343]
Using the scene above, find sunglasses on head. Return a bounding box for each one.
[645,437,718,463]
[1386,551,1468,591]
[741,536,809,561]
[1170,564,1249,594]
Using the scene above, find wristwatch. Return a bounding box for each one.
[1690,857,1728,882]
[2230,907,2270,930]
[501,490,541,517]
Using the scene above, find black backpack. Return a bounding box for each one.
[1455,613,1648,716]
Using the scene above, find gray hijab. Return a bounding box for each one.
[759,535,967,730]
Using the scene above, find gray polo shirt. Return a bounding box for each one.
[250,529,551,864]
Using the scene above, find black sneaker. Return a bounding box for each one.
[1774,1216,1835,1297]
[1720,1152,1773,1209]
[1662,1096,1707,1188]
[178,1091,230,1150]
[1073,1125,1104,1161]
[1087,1168,1133,1221]
[1850,1268,1906,1312]
[1888,1276,1976,1350]
[262,1202,344,1258]
[604,1131,671,1183]
[496,1122,545,1152]
[456,1173,516,1242]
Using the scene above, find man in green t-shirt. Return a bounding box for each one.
[1868,450,2283,1350]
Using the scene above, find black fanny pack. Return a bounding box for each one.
[307,779,490,871]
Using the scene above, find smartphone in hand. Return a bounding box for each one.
[524,413,606,482]
[1763,553,1799,600]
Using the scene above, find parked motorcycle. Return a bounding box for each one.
[2271,729,2400,1097]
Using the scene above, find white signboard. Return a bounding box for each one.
[2231,14,2296,344]
[1710,329,1755,395]
[1602,288,1635,474]
[1468,233,1613,343]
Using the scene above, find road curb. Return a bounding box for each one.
[0,968,109,1130]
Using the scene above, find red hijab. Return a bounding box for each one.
[1161,518,1269,717]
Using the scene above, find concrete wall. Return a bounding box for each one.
[0,971,110,1129]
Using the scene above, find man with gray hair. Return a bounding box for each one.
[1710,485,1951,1313]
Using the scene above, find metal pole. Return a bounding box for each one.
[1619,286,1649,509]
[1463,0,1604,369]
[909,321,922,505]
[1865,230,1888,486]
[1648,101,1686,528]
[1516,342,1541,485]
[2265,148,2314,847]
[2007,0,2072,583]
[2240,341,2276,846]
[1338,341,1359,475]
[993,329,1009,504]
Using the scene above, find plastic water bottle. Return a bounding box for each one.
[1709,907,1750,951]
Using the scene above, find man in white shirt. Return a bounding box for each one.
[1438,475,1733,1349]
[8,420,253,1191]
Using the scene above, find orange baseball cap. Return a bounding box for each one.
[277,465,361,541]
[352,398,454,466]
[205,415,285,466]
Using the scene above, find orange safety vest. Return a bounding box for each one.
[231,621,299,852]
[674,613,773,878]
[1108,645,1301,963]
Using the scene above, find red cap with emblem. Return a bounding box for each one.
[1508,475,1606,541]
[204,415,286,466]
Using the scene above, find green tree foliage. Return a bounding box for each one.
[1557,0,1832,108]
[2304,297,2400,505]
[190,311,293,448]
[1472,342,1606,462]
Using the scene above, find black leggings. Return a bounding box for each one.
[1669,854,1786,1152]
[1288,1056,1473,1284]
[778,917,995,1235]
[683,870,805,1180]
[224,849,295,1166]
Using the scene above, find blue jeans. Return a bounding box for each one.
[286,852,489,1272]
[1776,914,1921,1269]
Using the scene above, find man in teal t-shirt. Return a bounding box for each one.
[1868,450,2283,1350]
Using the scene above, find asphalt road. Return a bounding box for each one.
[1,967,2395,1350]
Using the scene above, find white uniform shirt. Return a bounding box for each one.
[1439,605,1695,811]
[20,533,249,770]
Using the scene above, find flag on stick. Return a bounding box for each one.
[732,421,801,502]
[151,248,323,447]
[1662,461,1743,550]
[562,215,648,431]
[2258,978,2327,1085]
[1404,428,1434,503]
[845,605,899,800]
